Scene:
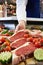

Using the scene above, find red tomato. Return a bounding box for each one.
[0,41,2,45]
[2,33,10,36]
[35,41,41,48]
[5,46,11,51]
[27,37,33,42]
[40,38,43,43]
[33,38,38,43]
[24,34,29,38]
[0,37,5,42]
[4,42,10,46]
[5,33,10,36]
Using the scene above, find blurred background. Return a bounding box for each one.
[0,0,43,30]
[0,0,16,17]
[40,0,43,17]
[0,0,43,17]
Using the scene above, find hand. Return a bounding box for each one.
[15,21,26,33]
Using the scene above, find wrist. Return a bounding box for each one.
[19,20,26,25]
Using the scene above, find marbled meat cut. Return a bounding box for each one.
[12,43,36,65]
[9,30,27,42]
[9,29,42,42]
[10,38,27,49]
[15,43,36,56]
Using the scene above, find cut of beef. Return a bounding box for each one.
[15,43,36,56]
[10,38,27,49]
[12,43,36,65]
[29,30,41,36]
[9,30,27,42]
[9,29,42,42]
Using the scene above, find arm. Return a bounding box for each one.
[15,0,28,32]
[16,0,28,24]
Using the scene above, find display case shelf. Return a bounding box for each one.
[0,16,43,22]
[0,16,17,21]
[27,18,43,22]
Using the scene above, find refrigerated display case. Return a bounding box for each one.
[0,0,43,65]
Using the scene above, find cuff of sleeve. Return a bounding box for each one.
[17,17,26,23]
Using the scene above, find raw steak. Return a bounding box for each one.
[12,42,36,65]
[15,43,36,56]
[9,30,27,42]
[10,38,27,49]
[9,29,42,42]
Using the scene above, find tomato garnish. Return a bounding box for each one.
[4,42,10,46]
[5,46,11,51]
[24,34,29,38]
[35,41,41,48]
[27,37,33,42]
[40,38,43,43]
[0,37,5,42]
[33,38,38,43]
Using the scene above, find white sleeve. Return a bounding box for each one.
[16,0,28,22]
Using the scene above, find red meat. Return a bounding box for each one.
[15,43,36,56]
[10,38,27,49]
[12,43,36,65]
[9,30,26,42]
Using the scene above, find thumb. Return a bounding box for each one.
[15,24,20,33]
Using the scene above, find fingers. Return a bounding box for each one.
[15,24,20,33]
[15,24,25,33]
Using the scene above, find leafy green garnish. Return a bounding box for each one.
[1,29,8,34]
[8,32,14,35]
[0,44,6,50]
